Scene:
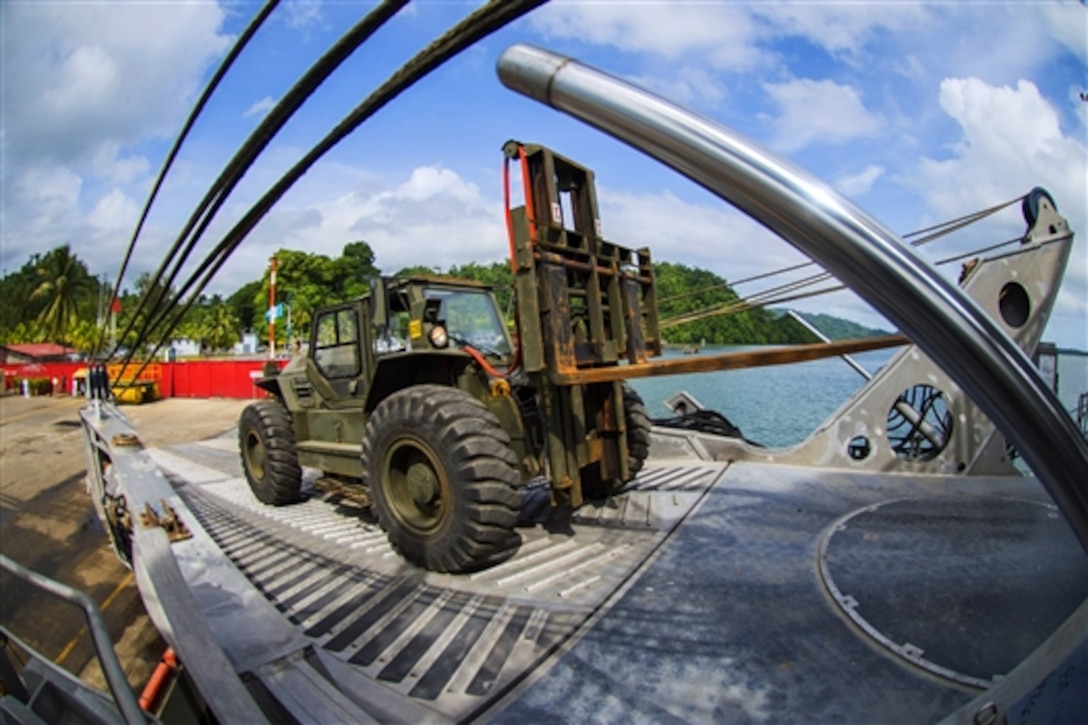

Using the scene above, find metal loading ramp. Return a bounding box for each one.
[147,432,1087,723]
[149,432,728,721]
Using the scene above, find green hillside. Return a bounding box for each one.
[776,310,891,341]
[654,262,810,345]
[2,244,883,351]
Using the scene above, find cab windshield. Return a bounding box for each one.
[425,288,512,356]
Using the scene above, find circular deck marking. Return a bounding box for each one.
[817,496,1088,689]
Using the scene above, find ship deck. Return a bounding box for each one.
[139,426,1087,722]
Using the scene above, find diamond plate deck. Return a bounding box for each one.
[149,435,727,720]
[140,430,1088,723]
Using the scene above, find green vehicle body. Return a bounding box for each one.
[239,143,660,572]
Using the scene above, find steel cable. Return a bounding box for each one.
[658,196,1028,330]
[115,0,548,381]
[657,192,1026,307]
[110,0,408,366]
[95,1,280,359]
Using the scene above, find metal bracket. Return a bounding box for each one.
[139,500,192,542]
[111,432,141,447]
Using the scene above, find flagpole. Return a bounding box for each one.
[268,256,277,359]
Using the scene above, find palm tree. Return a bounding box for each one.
[66,318,101,356]
[199,302,240,354]
[31,245,91,343]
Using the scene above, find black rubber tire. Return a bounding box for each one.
[585,384,653,499]
[623,383,652,478]
[362,385,521,573]
[239,400,302,506]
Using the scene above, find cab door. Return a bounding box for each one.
[296,303,369,477]
[309,304,366,402]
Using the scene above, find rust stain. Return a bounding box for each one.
[552,335,909,385]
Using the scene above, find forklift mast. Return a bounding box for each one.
[504,141,661,506]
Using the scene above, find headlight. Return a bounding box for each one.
[428,324,449,348]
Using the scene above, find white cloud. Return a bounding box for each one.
[2,166,147,281]
[244,96,277,119]
[530,2,768,70]
[915,77,1086,349]
[90,143,150,185]
[753,4,929,59]
[218,165,505,285]
[3,3,230,169]
[596,188,807,284]
[628,66,727,108]
[88,189,140,232]
[391,166,481,204]
[1071,86,1088,129]
[918,78,1085,219]
[222,168,805,308]
[1,2,230,283]
[907,5,1088,87]
[6,167,84,252]
[834,165,885,197]
[1040,4,1088,62]
[530,3,933,73]
[591,187,899,339]
[283,0,323,30]
[762,79,883,152]
[3,0,1081,349]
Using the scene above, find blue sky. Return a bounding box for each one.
[3,1,1086,348]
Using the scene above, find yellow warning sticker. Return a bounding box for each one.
[409,319,423,339]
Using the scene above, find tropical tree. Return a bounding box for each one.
[254,242,379,340]
[198,301,241,353]
[228,280,263,332]
[1,255,47,336]
[654,262,809,345]
[30,245,95,343]
[0,322,44,345]
[337,241,378,299]
[66,319,102,355]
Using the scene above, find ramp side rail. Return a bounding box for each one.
[0,554,145,724]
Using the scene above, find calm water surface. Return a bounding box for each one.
[628,346,1088,449]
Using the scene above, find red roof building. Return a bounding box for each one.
[0,343,81,364]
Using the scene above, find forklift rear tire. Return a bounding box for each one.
[362,385,521,573]
[624,383,652,478]
[239,400,302,506]
[585,384,653,499]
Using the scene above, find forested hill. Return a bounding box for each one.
[396,260,813,345]
[783,311,891,341]
[1,243,883,351]
[654,262,809,345]
[397,261,884,346]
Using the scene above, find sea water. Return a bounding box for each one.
[627,347,1088,449]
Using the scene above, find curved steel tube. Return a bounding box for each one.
[496,44,1088,552]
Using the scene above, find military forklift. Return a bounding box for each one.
[239,142,660,572]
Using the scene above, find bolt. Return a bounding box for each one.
[973,702,998,725]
